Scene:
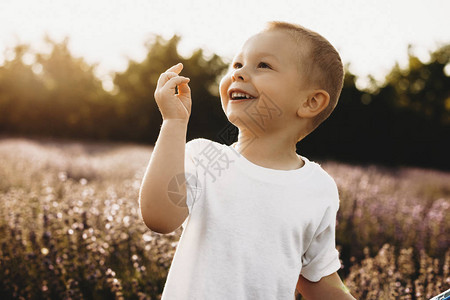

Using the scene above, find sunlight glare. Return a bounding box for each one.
[355,77,372,91]
[412,45,431,64]
[444,63,450,77]
[22,52,34,65]
[102,79,115,93]
[4,48,15,62]
[31,63,43,74]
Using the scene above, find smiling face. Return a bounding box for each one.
[219,29,312,135]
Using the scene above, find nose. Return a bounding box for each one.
[231,67,248,82]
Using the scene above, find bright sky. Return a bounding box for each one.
[1,0,449,90]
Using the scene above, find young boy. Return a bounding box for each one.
[139,21,356,299]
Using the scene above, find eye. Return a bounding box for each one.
[258,62,271,69]
[233,62,243,69]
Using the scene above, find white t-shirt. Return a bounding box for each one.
[160,138,341,300]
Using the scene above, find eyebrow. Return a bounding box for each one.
[256,53,279,61]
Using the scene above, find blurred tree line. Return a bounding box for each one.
[304,44,450,170]
[0,35,448,169]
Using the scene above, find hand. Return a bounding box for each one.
[154,63,192,121]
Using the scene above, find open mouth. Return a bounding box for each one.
[229,91,257,101]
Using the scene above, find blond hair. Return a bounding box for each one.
[264,21,344,135]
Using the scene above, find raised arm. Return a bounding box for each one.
[139,63,192,234]
[296,272,356,300]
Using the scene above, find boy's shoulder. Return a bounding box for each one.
[306,161,340,209]
[186,139,338,185]
[186,137,214,147]
[186,138,228,154]
[186,138,336,187]
[310,161,337,186]
[186,138,340,207]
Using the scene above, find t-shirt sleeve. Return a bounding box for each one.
[300,189,341,282]
[181,139,202,229]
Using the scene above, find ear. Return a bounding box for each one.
[297,89,330,118]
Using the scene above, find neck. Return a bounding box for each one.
[232,129,304,170]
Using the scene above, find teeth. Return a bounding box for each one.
[231,92,253,99]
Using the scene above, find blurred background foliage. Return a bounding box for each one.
[0,35,448,169]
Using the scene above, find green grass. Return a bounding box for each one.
[0,137,448,299]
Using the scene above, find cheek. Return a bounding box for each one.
[219,75,231,99]
[260,77,293,100]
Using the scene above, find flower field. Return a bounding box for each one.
[0,137,448,299]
